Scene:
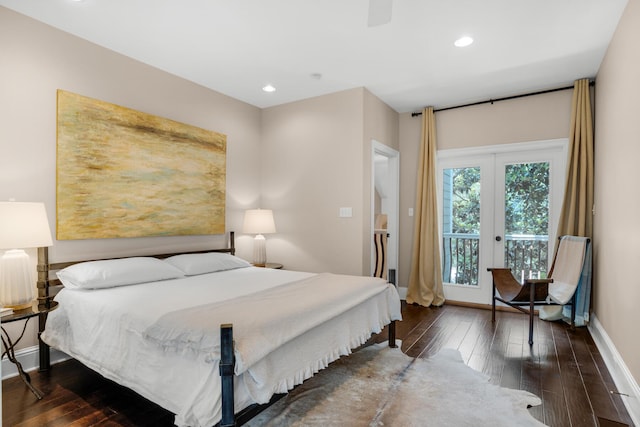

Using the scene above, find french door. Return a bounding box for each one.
[437,140,567,305]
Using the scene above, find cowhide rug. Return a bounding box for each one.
[246,343,547,426]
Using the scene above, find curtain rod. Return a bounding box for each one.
[410,81,594,117]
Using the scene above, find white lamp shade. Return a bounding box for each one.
[0,202,53,249]
[243,209,276,235]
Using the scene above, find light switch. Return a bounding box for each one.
[409,208,414,217]
[339,207,353,218]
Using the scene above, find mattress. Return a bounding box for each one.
[42,266,401,426]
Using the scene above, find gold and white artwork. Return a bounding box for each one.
[56,90,226,240]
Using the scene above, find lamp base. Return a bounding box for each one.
[5,301,33,310]
[252,234,267,267]
[0,249,36,309]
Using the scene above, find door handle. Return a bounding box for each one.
[495,236,502,242]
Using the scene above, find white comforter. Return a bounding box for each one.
[42,267,401,427]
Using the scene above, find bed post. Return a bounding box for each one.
[36,247,52,371]
[388,320,397,348]
[387,269,398,348]
[220,323,236,427]
[229,231,235,256]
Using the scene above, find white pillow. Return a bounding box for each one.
[164,252,251,276]
[57,257,185,289]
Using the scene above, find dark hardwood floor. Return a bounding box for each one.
[3,302,635,426]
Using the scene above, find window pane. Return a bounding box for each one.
[442,167,480,286]
[503,162,550,282]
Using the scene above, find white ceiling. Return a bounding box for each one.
[0,0,629,113]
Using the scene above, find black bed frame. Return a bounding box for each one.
[36,231,398,427]
[218,316,397,427]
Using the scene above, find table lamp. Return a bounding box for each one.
[0,202,53,309]
[242,209,276,267]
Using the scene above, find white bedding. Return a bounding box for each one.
[42,266,401,427]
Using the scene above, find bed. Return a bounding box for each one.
[37,232,402,426]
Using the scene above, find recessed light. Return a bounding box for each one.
[262,84,276,93]
[454,36,474,47]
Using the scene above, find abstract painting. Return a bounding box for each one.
[56,90,226,240]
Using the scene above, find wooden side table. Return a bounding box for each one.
[264,262,283,269]
[1,300,58,399]
[252,262,283,269]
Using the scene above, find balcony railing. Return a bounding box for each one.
[505,234,549,282]
[442,233,480,286]
[442,233,549,286]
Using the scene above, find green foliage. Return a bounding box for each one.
[451,167,480,234]
[445,167,481,285]
[504,163,549,235]
[448,163,549,235]
[443,162,550,285]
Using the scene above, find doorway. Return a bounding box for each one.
[437,139,567,305]
[371,141,399,284]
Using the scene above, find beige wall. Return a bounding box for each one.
[261,88,399,276]
[0,7,262,349]
[593,0,640,388]
[261,88,365,274]
[398,90,573,289]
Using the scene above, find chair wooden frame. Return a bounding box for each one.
[488,236,590,345]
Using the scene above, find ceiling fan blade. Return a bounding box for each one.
[368,0,392,27]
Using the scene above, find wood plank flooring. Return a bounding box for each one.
[3,302,635,426]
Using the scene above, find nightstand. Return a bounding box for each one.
[253,262,283,269]
[265,262,283,269]
[1,300,58,399]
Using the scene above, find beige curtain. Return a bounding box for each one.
[557,78,594,238]
[407,107,445,307]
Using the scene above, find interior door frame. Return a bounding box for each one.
[371,140,399,282]
[437,138,568,305]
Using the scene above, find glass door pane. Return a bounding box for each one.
[503,162,550,282]
[442,166,480,286]
[438,140,566,305]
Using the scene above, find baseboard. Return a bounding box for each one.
[2,345,71,380]
[589,314,640,427]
